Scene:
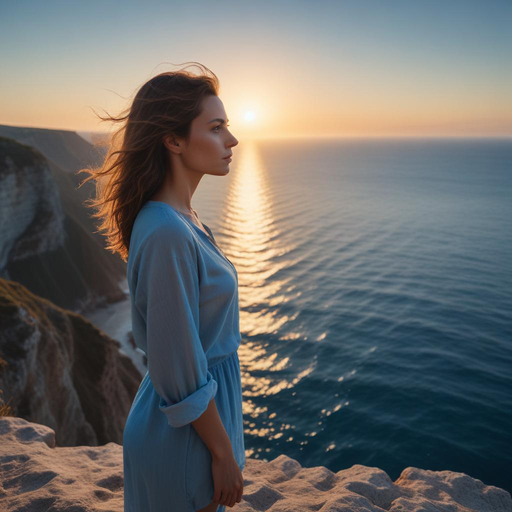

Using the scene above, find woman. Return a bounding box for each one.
[79,63,244,511]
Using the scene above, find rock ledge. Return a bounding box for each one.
[0,416,510,511]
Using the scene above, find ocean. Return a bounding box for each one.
[85,137,512,493]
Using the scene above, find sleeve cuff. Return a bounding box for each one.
[158,372,218,428]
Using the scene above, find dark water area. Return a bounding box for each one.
[92,137,512,493]
[203,137,512,493]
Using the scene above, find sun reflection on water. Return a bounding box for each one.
[214,141,320,452]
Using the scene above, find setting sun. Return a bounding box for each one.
[244,111,256,122]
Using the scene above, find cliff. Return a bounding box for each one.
[0,132,126,313]
[0,124,106,175]
[0,277,141,447]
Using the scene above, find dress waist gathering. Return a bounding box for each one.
[207,349,239,370]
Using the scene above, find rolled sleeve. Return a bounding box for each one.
[157,371,217,427]
[134,223,217,428]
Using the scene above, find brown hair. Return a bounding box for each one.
[77,62,220,262]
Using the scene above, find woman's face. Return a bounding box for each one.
[174,95,238,176]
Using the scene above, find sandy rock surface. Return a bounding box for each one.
[1,416,510,511]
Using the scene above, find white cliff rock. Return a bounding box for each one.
[0,132,126,313]
[0,136,65,274]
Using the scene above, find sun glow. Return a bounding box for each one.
[244,111,256,122]
[228,98,271,138]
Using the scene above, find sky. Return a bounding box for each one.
[1,0,511,139]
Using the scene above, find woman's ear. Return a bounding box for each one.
[163,134,181,153]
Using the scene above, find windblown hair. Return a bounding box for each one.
[77,62,220,262]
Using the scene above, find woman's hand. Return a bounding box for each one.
[211,451,244,508]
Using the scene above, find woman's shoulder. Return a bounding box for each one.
[131,202,196,255]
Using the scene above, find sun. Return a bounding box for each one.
[244,111,256,122]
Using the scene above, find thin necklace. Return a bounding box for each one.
[181,209,217,245]
[175,209,236,271]
[154,200,208,238]
[154,200,233,268]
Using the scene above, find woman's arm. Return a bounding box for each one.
[191,396,233,460]
[193,396,244,508]
[133,220,243,507]
[134,222,218,428]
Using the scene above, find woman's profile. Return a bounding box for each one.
[79,62,244,511]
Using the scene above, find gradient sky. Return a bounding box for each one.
[1,0,511,139]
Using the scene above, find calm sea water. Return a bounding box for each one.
[86,137,512,493]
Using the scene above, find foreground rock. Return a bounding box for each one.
[0,417,510,512]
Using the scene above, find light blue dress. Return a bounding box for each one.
[123,200,245,512]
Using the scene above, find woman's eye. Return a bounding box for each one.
[213,124,230,132]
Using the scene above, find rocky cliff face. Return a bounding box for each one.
[0,416,510,511]
[0,132,126,313]
[0,277,142,447]
[0,136,66,271]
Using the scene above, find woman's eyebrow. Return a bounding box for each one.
[207,118,229,124]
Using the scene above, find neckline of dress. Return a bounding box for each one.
[146,200,237,271]
[147,200,212,236]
